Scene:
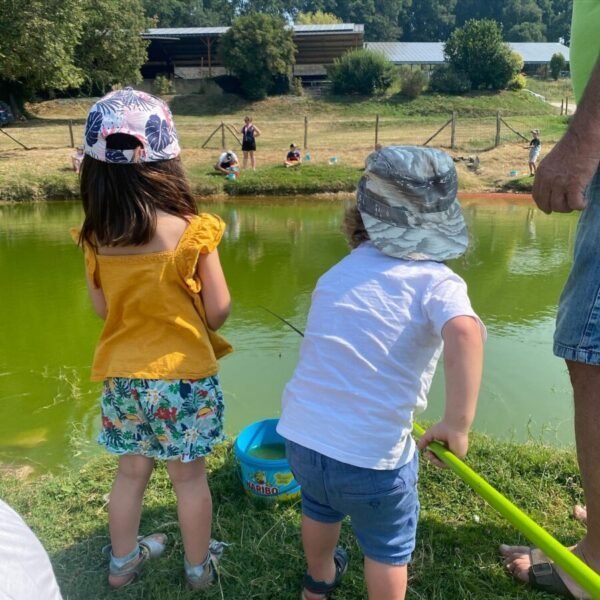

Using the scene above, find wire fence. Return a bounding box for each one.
[0,113,558,157]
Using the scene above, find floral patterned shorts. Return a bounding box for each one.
[98,377,225,462]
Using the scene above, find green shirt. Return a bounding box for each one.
[571,0,600,102]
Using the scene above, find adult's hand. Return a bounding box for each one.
[533,131,600,214]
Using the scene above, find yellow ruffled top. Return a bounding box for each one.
[72,214,233,381]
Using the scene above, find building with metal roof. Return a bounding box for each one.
[365,42,570,70]
[142,24,364,80]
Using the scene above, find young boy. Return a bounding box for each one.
[277,145,485,600]
[527,129,542,176]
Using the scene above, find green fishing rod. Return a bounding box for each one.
[264,307,600,598]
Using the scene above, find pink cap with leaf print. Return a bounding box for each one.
[83,87,180,163]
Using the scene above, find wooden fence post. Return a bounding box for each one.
[304,115,308,150]
[560,98,564,115]
[495,111,502,148]
[450,112,457,149]
[374,114,379,148]
[68,120,75,148]
[565,96,569,115]
[220,121,225,149]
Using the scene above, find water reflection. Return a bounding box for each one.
[0,199,580,472]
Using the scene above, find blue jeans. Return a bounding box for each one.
[286,440,419,566]
[555,169,600,364]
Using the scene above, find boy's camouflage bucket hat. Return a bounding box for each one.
[357,145,468,261]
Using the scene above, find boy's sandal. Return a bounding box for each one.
[301,547,348,599]
[523,548,576,599]
[105,533,168,588]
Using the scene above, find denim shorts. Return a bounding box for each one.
[286,440,419,566]
[555,169,600,364]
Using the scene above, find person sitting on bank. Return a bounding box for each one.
[214,150,239,176]
[284,144,302,168]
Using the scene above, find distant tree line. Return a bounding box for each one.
[144,0,573,43]
[0,0,149,111]
[0,0,572,109]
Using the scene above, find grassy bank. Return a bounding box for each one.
[0,434,583,599]
[0,90,565,201]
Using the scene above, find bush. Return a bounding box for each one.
[153,74,173,96]
[536,64,549,79]
[429,64,471,94]
[212,75,243,95]
[327,49,396,96]
[550,52,566,80]
[292,77,304,96]
[399,67,427,99]
[445,19,521,90]
[507,73,527,90]
[270,73,291,96]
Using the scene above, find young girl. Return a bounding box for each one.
[277,146,485,600]
[241,115,261,170]
[73,88,232,590]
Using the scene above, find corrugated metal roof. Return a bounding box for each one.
[366,42,444,64]
[508,43,570,63]
[365,41,570,64]
[143,23,363,39]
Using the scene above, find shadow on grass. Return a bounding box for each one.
[41,443,564,599]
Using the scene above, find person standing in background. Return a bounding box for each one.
[241,116,261,170]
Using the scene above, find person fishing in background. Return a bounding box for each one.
[526,128,542,176]
[72,88,232,590]
[277,146,486,600]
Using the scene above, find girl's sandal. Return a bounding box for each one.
[105,533,168,589]
[185,539,229,590]
[301,547,348,600]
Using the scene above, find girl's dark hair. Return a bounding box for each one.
[79,134,197,247]
[342,204,370,249]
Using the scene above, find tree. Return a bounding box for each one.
[445,19,521,90]
[327,49,396,95]
[543,0,572,43]
[550,52,566,80]
[502,0,545,41]
[0,0,84,107]
[298,0,411,40]
[401,0,458,42]
[219,15,296,100]
[143,0,237,26]
[77,0,150,95]
[295,10,342,24]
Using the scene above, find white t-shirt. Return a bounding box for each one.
[0,499,63,600]
[277,243,485,470]
[218,151,238,166]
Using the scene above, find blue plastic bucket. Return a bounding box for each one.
[234,418,300,502]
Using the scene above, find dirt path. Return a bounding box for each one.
[549,100,576,115]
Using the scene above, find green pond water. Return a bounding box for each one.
[0,199,579,473]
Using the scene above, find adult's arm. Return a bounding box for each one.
[533,55,600,213]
